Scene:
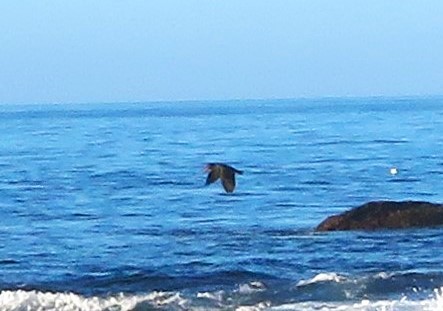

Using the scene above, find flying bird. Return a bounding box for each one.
[204,163,243,193]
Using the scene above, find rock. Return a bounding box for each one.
[315,201,443,231]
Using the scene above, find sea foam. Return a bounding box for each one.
[1,287,442,311]
[296,272,346,287]
[0,290,187,311]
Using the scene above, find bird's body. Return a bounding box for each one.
[204,163,243,193]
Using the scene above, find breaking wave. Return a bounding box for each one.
[1,287,443,311]
[2,272,443,310]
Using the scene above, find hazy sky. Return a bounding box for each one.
[1,1,443,104]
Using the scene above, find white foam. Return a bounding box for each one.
[296,272,346,287]
[0,290,188,311]
[269,287,443,311]
[235,301,271,311]
[2,286,442,311]
[374,271,393,280]
[196,290,224,302]
[237,281,267,294]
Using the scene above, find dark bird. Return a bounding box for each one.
[204,163,243,193]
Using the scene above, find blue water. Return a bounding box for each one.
[1,98,443,310]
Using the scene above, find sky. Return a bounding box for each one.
[1,1,443,104]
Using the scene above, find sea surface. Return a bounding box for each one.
[1,97,443,310]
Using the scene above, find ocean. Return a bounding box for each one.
[0,97,442,310]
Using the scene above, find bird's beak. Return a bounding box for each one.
[203,165,210,173]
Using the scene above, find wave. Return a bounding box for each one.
[296,272,346,287]
[294,271,443,301]
[1,286,442,311]
[0,290,186,311]
[268,292,443,311]
[2,271,443,310]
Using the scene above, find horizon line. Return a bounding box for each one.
[1,93,442,107]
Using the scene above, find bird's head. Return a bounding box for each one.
[204,163,215,172]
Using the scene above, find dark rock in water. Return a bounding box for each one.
[315,201,443,231]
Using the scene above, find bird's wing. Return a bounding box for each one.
[205,169,220,185]
[222,164,243,175]
[221,171,236,193]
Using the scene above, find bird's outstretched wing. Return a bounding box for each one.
[221,171,236,193]
[205,169,220,185]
